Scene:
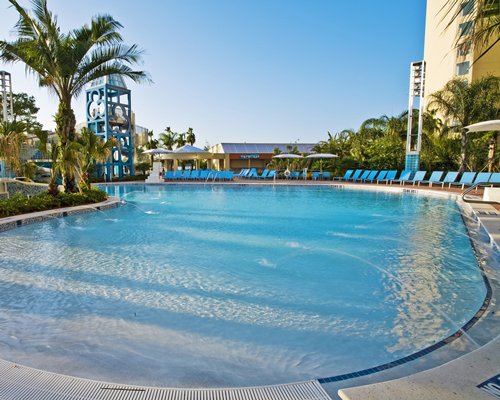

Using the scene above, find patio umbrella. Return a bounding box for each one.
[272,154,304,176]
[464,120,500,132]
[305,153,338,173]
[272,154,304,159]
[142,148,174,155]
[142,148,173,162]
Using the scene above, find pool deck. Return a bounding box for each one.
[0,181,499,400]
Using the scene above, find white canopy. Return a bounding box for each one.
[272,153,304,159]
[305,153,338,159]
[465,120,500,132]
[142,148,173,154]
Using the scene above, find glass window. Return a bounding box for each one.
[459,21,473,37]
[461,1,474,15]
[456,61,470,76]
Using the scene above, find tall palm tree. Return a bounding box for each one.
[428,76,500,172]
[442,0,499,61]
[159,127,177,150]
[176,133,187,148]
[0,0,149,191]
[186,127,196,146]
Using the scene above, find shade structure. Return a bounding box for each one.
[174,144,207,154]
[272,153,304,159]
[142,148,174,155]
[305,153,338,159]
[465,120,500,132]
[305,153,338,173]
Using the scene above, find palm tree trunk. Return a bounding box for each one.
[460,128,468,173]
[55,100,77,192]
[488,132,497,172]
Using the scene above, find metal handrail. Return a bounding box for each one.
[462,182,500,204]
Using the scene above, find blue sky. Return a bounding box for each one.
[0,0,426,147]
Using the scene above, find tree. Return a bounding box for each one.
[442,0,500,61]
[0,0,149,192]
[159,127,177,150]
[428,76,500,172]
[176,133,187,148]
[0,120,25,175]
[186,127,196,145]
[76,128,116,190]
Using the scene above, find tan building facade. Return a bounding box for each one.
[423,0,500,100]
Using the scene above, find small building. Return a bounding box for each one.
[207,143,317,171]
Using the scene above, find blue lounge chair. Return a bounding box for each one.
[173,170,183,180]
[257,169,269,179]
[289,171,300,179]
[190,170,200,180]
[199,170,209,180]
[488,172,500,184]
[346,169,363,181]
[405,170,427,185]
[361,170,378,182]
[377,170,397,184]
[322,171,331,180]
[334,170,353,181]
[182,170,192,180]
[417,171,444,187]
[354,170,371,182]
[235,168,249,178]
[246,168,258,178]
[312,171,320,180]
[266,170,277,179]
[390,170,411,185]
[367,171,387,183]
[439,171,459,188]
[448,172,476,189]
[164,171,175,181]
[472,172,492,185]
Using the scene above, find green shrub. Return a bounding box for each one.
[0,189,108,218]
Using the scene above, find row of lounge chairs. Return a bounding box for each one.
[336,169,500,188]
[237,168,331,180]
[163,169,234,181]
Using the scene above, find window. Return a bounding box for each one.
[456,61,470,75]
[461,1,474,16]
[457,42,472,56]
[459,21,473,37]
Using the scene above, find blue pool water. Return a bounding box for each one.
[0,185,487,387]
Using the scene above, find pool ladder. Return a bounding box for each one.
[462,182,500,205]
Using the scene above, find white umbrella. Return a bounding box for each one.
[465,120,500,132]
[272,153,304,159]
[305,153,338,159]
[142,148,174,154]
[305,153,338,173]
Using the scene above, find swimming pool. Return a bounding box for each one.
[0,185,488,387]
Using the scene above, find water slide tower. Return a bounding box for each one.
[405,61,426,172]
[85,75,134,180]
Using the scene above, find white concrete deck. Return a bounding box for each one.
[338,336,500,400]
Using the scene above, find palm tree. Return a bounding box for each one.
[76,128,116,190]
[186,127,196,146]
[159,127,177,150]
[176,133,187,148]
[442,0,499,61]
[0,120,26,176]
[428,76,500,172]
[0,0,149,192]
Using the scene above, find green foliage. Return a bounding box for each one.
[135,162,151,175]
[0,189,108,218]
